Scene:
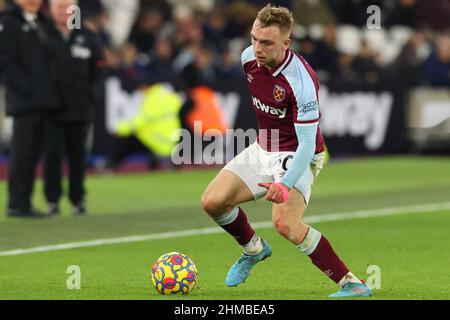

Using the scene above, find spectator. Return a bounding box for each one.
[140,0,172,21]
[351,39,382,86]
[147,36,177,87]
[167,0,214,13]
[415,0,450,31]
[172,5,205,49]
[171,7,206,73]
[78,0,104,20]
[221,1,257,39]
[104,80,181,171]
[318,24,339,75]
[391,32,429,87]
[44,0,105,215]
[128,7,164,54]
[384,0,417,28]
[327,0,383,27]
[78,0,112,47]
[424,34,450,87]
[114,42,153,92]
[215,41,243,80]
[294,30,338,77]
[292,0,336,26]
[100,0,139,48]
[114,83,182,170]
[180,42,217,90]
[334,52,359,85]
[203,6,227,52]
[0,0,59,217]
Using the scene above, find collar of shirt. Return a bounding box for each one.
[22,12,38,23]
[270,49,293,77]
[256,49,293,77]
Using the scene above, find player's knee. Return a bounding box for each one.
[273,217,307,244]
[201,192,226,217]
[273,217,292,239]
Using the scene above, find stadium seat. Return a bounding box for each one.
[363,28,387,53]
[389,26,414,47]
[335,25,361,55]
[308,23,325,40]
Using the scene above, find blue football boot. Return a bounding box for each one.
[329,282,372,298]
[225,240,272,287]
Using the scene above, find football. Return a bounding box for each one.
[151,252,198,295]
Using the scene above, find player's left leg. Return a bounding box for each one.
[272,186,371,298]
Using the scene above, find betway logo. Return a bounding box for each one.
[252,97,287,119]
[319,86,393,150]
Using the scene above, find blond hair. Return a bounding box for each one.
[256,4,294,35]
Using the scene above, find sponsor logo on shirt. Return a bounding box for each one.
[301,100,319,113]
[252,96,287,119]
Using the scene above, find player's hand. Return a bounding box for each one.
[257,182,290,204]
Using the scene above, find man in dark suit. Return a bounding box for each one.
[44,0,104,215]
[0,0,59,217]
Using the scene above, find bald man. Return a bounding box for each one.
[43,0,104,215]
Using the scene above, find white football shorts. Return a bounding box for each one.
[222,142,324,204]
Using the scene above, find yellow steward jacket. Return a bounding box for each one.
[116,84,182,157]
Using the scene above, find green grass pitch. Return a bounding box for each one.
[0,156,449,300]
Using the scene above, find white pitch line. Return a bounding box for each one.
[1,202,449,257]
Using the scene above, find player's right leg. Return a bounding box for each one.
[201,145,272,287]
[201,169,257,248]
[201,169,254,219]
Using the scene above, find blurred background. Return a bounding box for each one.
[0,0,449,300]
[0,0,449,176]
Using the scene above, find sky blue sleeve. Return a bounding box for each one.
[280,123,317,189]
[241,45,255,67]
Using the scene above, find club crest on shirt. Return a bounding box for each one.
[273,84,286,102]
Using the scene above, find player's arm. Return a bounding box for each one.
[258,123,317,203]
[259,59,320,204]
[241,45,255,71]
[0,18,29,92]
[280,122,317,188]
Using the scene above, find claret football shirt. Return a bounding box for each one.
[241,45,325,154]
